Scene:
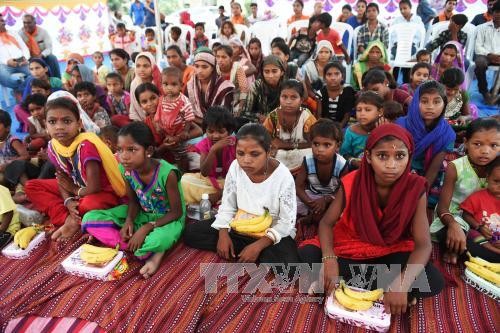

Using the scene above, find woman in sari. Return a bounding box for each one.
[241,55,286,125]
[186,48,235,125]
[129,52,163,121]
[352,40,391,90]
[62,53,84,91]
[229,37,257,83]
[430,41,466,88]
[70,64,111,114]
[301,40,337,99]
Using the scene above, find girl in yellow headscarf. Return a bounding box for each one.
[352,40,391,90]
[25,92,125,241]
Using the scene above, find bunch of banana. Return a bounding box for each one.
[80,244,119,266]
[465,259,500,286]
[334,281,384,311]
[230,208,272,235]
[14,226,38,249]
[466,252,500,273]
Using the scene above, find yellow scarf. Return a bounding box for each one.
[51,133,126,197]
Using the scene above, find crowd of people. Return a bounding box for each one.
[0,0,499,316]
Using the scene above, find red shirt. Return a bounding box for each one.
[460,189,500,226]
[317,29,343,56]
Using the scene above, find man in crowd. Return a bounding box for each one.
[129,0,145,27]
[216,5,230,29]
[426,14,468,53]
[432,0,456,24]
[471,0,497,26]
[248,3,263,25]
[231,2,249,26]
[0,13,31,92]
[356,3,389,55]
[18,14,61,78]
[474,1,500,105]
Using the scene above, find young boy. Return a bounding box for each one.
[23,93,49,154]
[92,51,110,86]
[356,3,389,55]
[74,82,111,128]
[156,67,201,171]
[167,26,188,58]
[416,49,431,63]
[433,0,456,24]
[193,22,209,52]
[109,23,136,56]
[425,14,468,53]
[382,100,404,122]
[105,73,130,128]
[0,185,21,249]
[98,125,119,154]
[143,28,157,53]
[312,13,351,64]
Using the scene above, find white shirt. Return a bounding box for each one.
[247,14,263,25]
[391,14,423,47]
[211,160,297,244]
[475,21,500,56]
[0,31,30,65]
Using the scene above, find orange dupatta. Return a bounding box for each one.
[0,31,20,48]
[24,27,41,56]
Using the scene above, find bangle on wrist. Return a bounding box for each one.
[439,212,453,221]
[64,196,76,206]
[77,187,86,197]
[321,255,338,262]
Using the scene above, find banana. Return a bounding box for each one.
[334,285,374,311]
[466,252,500,273]
[14,226,38,249]
[465,261,500,286]
[230,208,272,234]
[340,281,384,302]
[80,244,118,265]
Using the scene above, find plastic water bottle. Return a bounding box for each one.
[200,193,212,221]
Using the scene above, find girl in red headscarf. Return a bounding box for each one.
[299,124,444,315]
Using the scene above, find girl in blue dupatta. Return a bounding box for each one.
[396,81,455,211]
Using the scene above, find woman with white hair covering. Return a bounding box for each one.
[301,40,338,99]
[228,37,257,81]
[48,91,100,134]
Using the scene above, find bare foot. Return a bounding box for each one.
[443,251,458,264]
[51,215,80,241]
[139,252,165,279]
[409,297,417,306]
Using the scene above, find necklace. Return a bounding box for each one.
[263,158,269,177]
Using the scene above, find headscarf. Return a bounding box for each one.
[47,90,100,134]
[129,52,163,121]
[250,55,286,115]
[74,64,95,83]
[248,42,264,75]
[229,37,252,62]
[431,41,466,89]
[353,40,390,89]
[187,49,235,118]
[395,83,456,167]
[180,11,195,27]
[350,124,428,246]
[65,53,84,74]
[313,40,334,60]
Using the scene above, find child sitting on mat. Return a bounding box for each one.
[83,122,185,279]
[0,185,21,249]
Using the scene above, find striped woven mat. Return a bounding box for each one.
[0,232,498,332]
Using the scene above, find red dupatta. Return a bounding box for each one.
[350,124,428,246]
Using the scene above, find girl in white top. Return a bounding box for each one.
[184,123,300,266]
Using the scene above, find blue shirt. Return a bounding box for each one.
[129,2,145,26]
[144,2,155,27]
[346,16,363,29]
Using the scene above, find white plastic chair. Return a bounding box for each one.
[352,26,362,60]
[250,20,281,55]
[234,24,251,46]
[388,23,426,68]
[286,19,309,42]
[427,21,449,60]
[461,23,476,63]
[165,24,195,55]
